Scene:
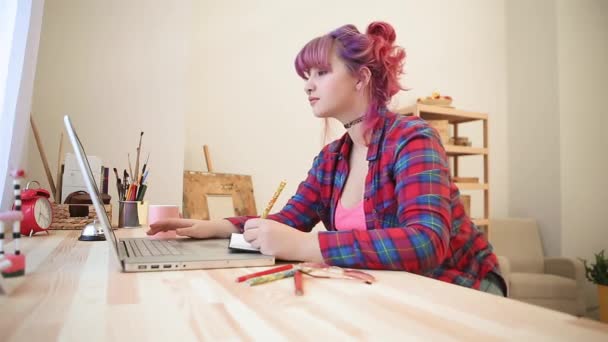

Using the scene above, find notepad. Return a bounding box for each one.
[228,233,260,253]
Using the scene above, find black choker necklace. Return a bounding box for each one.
[344,115,365,129]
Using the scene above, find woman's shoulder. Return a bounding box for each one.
[320,133,348,155]
[306,133,347,167]
[383,110,436,140]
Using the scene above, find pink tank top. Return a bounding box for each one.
[334,200,367,231]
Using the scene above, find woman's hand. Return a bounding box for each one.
[146,219,238,239]
[243,219,323,262]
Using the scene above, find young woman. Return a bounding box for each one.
[148,22,506,296]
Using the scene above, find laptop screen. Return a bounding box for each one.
[63,116,119,251]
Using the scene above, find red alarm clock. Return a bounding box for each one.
[19,181,53,236]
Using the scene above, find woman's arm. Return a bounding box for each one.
[226,153,325,233]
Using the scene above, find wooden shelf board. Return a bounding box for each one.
[445,145,488,155]
[396,104,488,123]
[472,218,489,226]
[455,182,489,190]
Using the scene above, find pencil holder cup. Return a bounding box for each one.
[118,201,140,228]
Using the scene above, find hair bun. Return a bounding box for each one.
[366,22,396,44]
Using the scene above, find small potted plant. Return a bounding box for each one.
[581,250,608,323]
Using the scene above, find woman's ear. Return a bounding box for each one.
[356,67,372,91]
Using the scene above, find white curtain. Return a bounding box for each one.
[0,0,44,210]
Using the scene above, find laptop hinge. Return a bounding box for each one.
[118,240,130,260]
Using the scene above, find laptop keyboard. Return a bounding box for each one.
[126,239,183,257]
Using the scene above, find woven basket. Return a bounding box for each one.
[49,203,113,230]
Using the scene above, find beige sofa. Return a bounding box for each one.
[489,218,586,316]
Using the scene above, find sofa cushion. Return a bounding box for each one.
[509,272,577,299]
[489,219,545,273]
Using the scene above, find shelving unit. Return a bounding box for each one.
[397,103,490,233]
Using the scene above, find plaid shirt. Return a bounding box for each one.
[227,109,502,290]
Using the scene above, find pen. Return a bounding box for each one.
[236,264,294,283]
[261,180,287,218]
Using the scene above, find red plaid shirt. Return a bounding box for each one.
[227,109,502,290]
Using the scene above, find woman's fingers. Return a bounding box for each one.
[175,226,213,239]
[243,227,258,243]
[147,218,196,235]
[243,218,261,231]
[249,238,261,249]
[244,228,261,248]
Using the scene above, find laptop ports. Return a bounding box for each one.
[150,265,160,269]
[138,265,147,270]
[163,265,171,269]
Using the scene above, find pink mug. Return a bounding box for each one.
[148,205,180,239]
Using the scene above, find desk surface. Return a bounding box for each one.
[1,229,607,341]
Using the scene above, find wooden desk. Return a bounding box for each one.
[1,229,607,341]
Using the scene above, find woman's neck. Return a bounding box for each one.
[340,99,369,147]
[346,120,368,146]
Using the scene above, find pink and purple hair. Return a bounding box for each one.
[295,22,406,136]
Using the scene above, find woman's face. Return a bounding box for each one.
[304,50,360,120]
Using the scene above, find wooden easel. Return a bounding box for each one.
[30,115,64,203]
[182,145,257,220]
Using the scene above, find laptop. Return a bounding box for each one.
[63,115,275,272]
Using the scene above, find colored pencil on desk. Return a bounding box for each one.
[294,270,304,296]
[248,269,296,286]
[236,264,294,283]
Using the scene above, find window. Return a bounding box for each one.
[0,0,43,210]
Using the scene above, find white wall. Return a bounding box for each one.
[185,0,509,222]
[507,0,607,260]
[29,0,511,225]
[506,0,562,256]
[557,0,608,260]
[506,0,608,313]
[28,0,190,222]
